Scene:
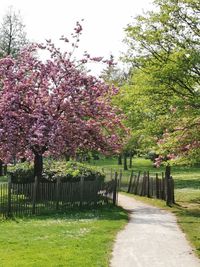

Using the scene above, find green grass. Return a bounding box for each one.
[1,157,199,261]
[0,205,128,267]
[89,157,200,184]
[89,157,200,191]
[88,157,200,258]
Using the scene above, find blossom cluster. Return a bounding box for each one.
[0,25,124,163]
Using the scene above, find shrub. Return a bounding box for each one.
[42,161,105,182]
[9,162,34,183]
[9,161,105,183]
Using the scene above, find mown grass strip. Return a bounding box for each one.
[0,205,128,267]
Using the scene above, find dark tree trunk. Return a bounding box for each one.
[4,165,7,175]
[124,154,128,171]
[0,160,3,176]
[118,154,122,165]
[75,154,80,162]
[13,156,17,165]
[21,158,26,163]
[34,153,43,181]
[65,154,70,162]
[129,154,133,169]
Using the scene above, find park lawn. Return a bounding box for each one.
[0,205,128,267]
[89,157,200,185]
[88,157,200,258]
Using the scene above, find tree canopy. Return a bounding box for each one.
[121,0,200,165]
[0,7,28,57]
[0,23,125,178]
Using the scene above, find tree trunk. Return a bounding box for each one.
[129,154,133,168]
[124,154,128,171]
[118,154,122,165]
[65,154,70,162]
[0,160,3,176]
[34,153,43,181]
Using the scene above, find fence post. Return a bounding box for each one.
[7,174,12,217]
[156,173,159,199]
[127,170,133,193]
[141,172,147,196]
[56,177,61,210]
[94,176,99,206]
[150,177,154,197]
[80,176,84,208]
[147,171,150,198]
[119,169,122,190]
[113,172,118,205]
[161,172,165,200]
[139,175,144,196]
[134,171,141,195]
[32,176,38,214]
[165,166,172,206]
[171,176,175,204]
[130,175,137,194]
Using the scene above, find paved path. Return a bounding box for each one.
[111,194,200,267]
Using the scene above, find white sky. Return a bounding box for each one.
[0,0,153,75]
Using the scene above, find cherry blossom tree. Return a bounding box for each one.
[0,23,125,179]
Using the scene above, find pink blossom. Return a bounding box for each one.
[0,28,125,164]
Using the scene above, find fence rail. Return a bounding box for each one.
[0,177,118,218]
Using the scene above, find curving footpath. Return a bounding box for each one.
[111,194,200,267]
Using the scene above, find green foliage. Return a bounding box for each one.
[9,161,105,183]
[146,151,158,162]
[113,70,169,155]
[9,162,34,183]
[120,0,200,164]
[43,161,105,182]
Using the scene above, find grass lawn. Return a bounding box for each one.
[88,157,200,258]
[0,157,199,261]
[0,205,128,267]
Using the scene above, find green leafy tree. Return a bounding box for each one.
[122,0,200,165]
[113,70,172,161]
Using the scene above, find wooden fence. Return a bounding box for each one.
[100,166,175,206]
[126,166,175,205]
[0,176,118,218]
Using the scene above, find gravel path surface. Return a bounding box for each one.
[111,194,200,267]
